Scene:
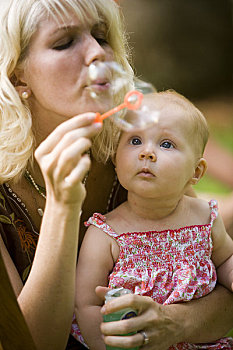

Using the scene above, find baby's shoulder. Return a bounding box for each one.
[184,195,214,223]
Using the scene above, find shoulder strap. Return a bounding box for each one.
[209,199,218,227]
[85,213,119,238]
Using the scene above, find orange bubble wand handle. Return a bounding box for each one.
[95,90,143,123]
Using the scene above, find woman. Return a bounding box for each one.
[0,1,232,350]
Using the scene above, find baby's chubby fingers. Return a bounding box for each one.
[95,286,111,300]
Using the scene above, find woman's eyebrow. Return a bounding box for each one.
[50,21,107,36]
[51,25,79,35]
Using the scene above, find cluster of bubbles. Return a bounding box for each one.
[87,61,159,131]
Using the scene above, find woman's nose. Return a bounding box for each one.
[138,150,157,162]
[84,36,107,65]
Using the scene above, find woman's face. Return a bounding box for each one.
[20,10,115,131]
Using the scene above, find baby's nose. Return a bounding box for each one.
[138,151,156,162]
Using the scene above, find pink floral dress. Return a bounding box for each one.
[71,200,233,349]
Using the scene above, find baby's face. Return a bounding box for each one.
[115,96,198,199]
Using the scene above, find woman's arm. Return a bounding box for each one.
[0,204,81,350]
[211,212,233,291]
[1,114,102,350]
[217,255,233,292]
[97,284,233,349]
[75,224,115,350]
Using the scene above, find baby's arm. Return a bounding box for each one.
[211,213,233,292]
[75,224,115,349]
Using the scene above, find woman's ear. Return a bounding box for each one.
[190,158,207,185]
[12,69,31,99]
[15,86,32,99]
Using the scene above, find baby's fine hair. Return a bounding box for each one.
[156,90,209,156]
[107,89,209,161]
[0,0,133,183]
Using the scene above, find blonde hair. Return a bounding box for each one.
[0,0,133,183]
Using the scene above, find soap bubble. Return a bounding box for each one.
[87,61,159,131]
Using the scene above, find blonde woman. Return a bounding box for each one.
[0,1,232,350]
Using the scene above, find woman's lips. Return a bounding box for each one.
[86,80,111,92]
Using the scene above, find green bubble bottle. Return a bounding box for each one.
[103,288,139,350]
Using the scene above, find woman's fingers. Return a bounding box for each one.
[35,113,100,157]
[52,137,92,181]
[101,294,153,316]
[34,113,102,204]
[100,294,179,350]
[63,153,91,187]
[104,333,144,349]
[41,137,92,203]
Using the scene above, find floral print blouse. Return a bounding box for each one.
[0,184,39,281]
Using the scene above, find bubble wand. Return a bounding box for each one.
[95,90,143,123]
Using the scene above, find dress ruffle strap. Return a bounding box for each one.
[208,199,218,227]
[85,213,119,238]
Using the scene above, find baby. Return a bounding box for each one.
[73,90,233,349]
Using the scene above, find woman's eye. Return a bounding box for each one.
[94,34,109,46]
[97,38,108,46]
[53,39,73,51]
[92,23,109,46]
[130,137,142,145]
[160,141,174,149]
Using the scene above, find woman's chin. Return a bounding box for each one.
[80,95,113,115]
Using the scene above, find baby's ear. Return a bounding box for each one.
[190,158,207,185]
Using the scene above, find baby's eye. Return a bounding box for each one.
[53,39,74,51]
[130,137,142,145]
[160,141,174,149]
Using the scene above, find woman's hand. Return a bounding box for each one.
[96,287,182,349]
[35,113,102,206]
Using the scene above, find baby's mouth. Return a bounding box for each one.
[137,167,155,177]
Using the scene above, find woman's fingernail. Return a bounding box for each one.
[94,122,103,128]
